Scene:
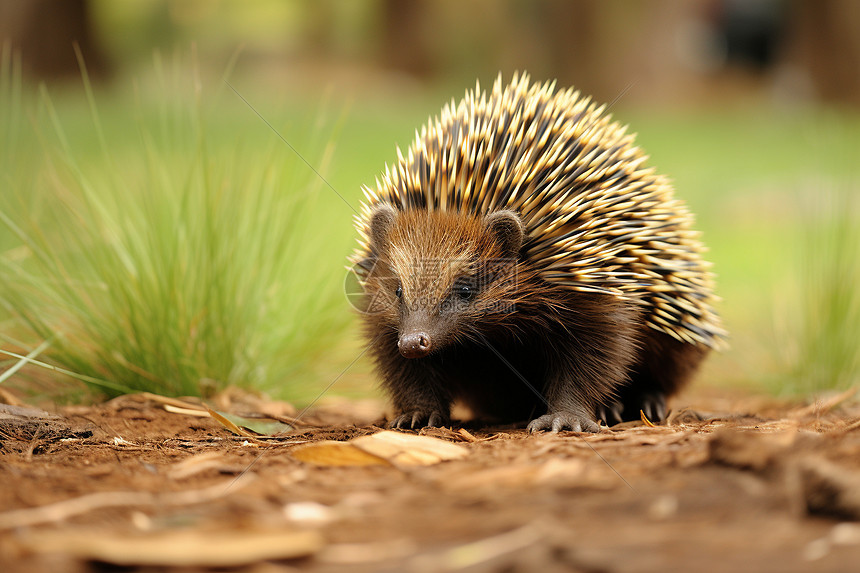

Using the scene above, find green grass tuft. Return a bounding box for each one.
[773,184,860,395]
[0,57,353,399]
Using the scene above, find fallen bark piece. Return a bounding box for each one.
[796,456,860,520]
[0,404,92,444]
[24,528,323,566]
[708,429,797,472]
[0,403,61,420]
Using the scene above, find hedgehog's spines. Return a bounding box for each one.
[354,75,726,349]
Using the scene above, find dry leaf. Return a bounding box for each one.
[290,440,390,466]
[351,430,469,465]
[213,412,292,435]
[207,408,259,438]
[289,432,469,467]
[25,528,322,566]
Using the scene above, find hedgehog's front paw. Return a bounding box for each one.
[527,412,601,433]
[389,410,448,430]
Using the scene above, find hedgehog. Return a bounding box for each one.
[351,73,726,432]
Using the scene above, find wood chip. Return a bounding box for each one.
[457,428,479,442]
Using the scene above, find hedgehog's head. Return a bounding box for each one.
[362,204,524,358]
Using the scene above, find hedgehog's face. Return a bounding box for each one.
[362,205,524,358]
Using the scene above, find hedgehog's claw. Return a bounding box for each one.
[427,411,445,428]
[640,393,667,423]
[599,391,668,425]
[389,410,448,430]
[527,412,601,434]
[597,403,625,426]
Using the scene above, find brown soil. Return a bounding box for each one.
[1,390,860,572]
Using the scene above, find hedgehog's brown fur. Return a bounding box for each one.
[352,73,725,432]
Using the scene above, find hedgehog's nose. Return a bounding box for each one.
[398,332,432,358]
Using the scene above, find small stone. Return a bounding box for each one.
[802,538,830,561]
[648,495,679,520]
[830,522,860,546]
[283,501,336,525]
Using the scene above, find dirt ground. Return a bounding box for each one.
[1,389,860,573]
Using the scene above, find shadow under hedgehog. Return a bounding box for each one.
[350,73,726,433]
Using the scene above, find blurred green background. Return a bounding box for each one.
[0,0,857,404]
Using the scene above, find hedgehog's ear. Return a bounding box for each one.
[484,210,524,259]
[368,204,398,256]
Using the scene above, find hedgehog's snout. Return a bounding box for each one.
[398,332,432,358]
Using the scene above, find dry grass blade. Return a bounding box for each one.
[141,392,207,412]
[640,410,656,427]
[0,475,256,530]
[0,339,51,385]
[409,522,543,571]
[790,387,858,419]
[162,404,210,417]
[24,528,323,567]
[842,419,860,433]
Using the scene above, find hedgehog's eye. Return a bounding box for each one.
[455,284,473,301]
[395,285,403,298]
